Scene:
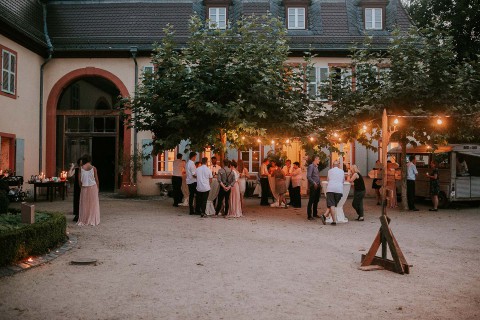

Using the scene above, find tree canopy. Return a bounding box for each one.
[405,0,480,62]
[127,15,315,155]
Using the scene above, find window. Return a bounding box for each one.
[71,83,80,109]
[365,8,382,30]
[240,147,261,173]
[308,67,329,101]
[156,149,176,173]
[1,49,16,96]
[287,8,306,29]
[209,7,227,29]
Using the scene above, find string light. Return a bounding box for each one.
[309,137,314,142]
[362,124,367,130]
[271,140,275,144]
[257,138,261,143]
[286,139,290,144]
[393,118,399,125]
[241,136,245,140]
[436,119,443,125]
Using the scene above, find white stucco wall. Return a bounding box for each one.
[0,35,44,189]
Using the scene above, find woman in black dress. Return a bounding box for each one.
[68,157,82,221]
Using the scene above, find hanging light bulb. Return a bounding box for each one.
[309,137,314,142]
[241,136,245,140]
[286,139,290,144]
[362,124,367,130]
[393,118,399,125]
[271,140,275,144]
[257,138,261,143]
[436,118,443,125]
[333,132,338,138]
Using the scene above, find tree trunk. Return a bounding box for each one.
[219,129,227,163]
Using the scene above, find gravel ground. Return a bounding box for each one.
[0,195,479,320]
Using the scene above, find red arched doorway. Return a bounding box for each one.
[46,67,131,190]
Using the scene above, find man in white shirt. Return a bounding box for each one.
[210,156,220,177]
[195,157,212,217]
[321,161,344,225]
[172,153,185,207]
[407,155,419,211]
[186,152,197,215]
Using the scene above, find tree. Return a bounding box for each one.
[316,28,480,209]
[127,15,314,158]
[405,0,480,62]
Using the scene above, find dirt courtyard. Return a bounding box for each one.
[1,195,479,320]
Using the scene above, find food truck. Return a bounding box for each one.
[388,144,480,208]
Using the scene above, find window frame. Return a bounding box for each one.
[364,7,383,30]
[287,7,307,30]
[208,7,227,30]
[154,148,178,175]
[1,46,17,98]
[308,66,329,101]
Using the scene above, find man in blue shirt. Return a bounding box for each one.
[306,156,321,220]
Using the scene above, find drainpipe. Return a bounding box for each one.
[130,46,138,183]
[39,0,54,173]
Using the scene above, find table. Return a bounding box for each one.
[268,175,291,207]
[321,181,351,223]
[31,181,67,202]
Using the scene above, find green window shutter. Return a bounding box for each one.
[142,139,153,176]
[15,138,24,176]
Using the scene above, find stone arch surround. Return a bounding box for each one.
[45,67,131,176]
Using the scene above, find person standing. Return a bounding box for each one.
[321,161,344,226]
[237,159,249,211]
[407,155,419,211]
[260,158,271,206]
[68,157,82,222]
[290,162,302,208]
[172,153,185,207]
[348,165,366,221]
[282,159,293,204]
[227,161,243,217]
[371,160,382,205]
[272,163,288,208]
[186,152,197,215]
[195,157,212,217]
[215,159,235,215]
[306,156,321,220]
[210,156,220,177]
[77,154,100,226]
[427,160,440,211]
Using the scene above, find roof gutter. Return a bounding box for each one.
[39,0,54,173]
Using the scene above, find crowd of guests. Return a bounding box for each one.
[172,152,247,218]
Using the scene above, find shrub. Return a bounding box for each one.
[0,209,67,267]
[0,191,9,214]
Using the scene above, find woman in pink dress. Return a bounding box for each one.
[237,159,249,211]
[227,161,243,218]
[77,154,101,226]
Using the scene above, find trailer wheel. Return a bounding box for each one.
[438,191,450,208]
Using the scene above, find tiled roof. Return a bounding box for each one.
[0,0,413,54]
[0,0,47,52]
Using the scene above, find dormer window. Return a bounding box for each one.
[208,7,227,29]
[365,8,382,30]
[287,7,306,29]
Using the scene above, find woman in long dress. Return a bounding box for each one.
[237,159,249,211]
[272,164,288,208]
[227,161,243,218]
[77,154,101,226]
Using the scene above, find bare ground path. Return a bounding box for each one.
[0,196,479,320]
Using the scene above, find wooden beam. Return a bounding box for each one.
[361,230,381,267]
[380,215,405,274]
[361,255,409,274]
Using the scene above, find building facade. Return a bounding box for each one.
[0,0,412,195]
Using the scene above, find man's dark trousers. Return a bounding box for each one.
[215,188,231,215]
[196,190,209,215]
[187,182,197,214]
[307,185,321,219]
[407,179,416,210]
[172,176,183,206]
[260,177,270,205]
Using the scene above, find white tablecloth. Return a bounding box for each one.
[205,179,220,215]
[268,175,291,207]
[321,181,351,223]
